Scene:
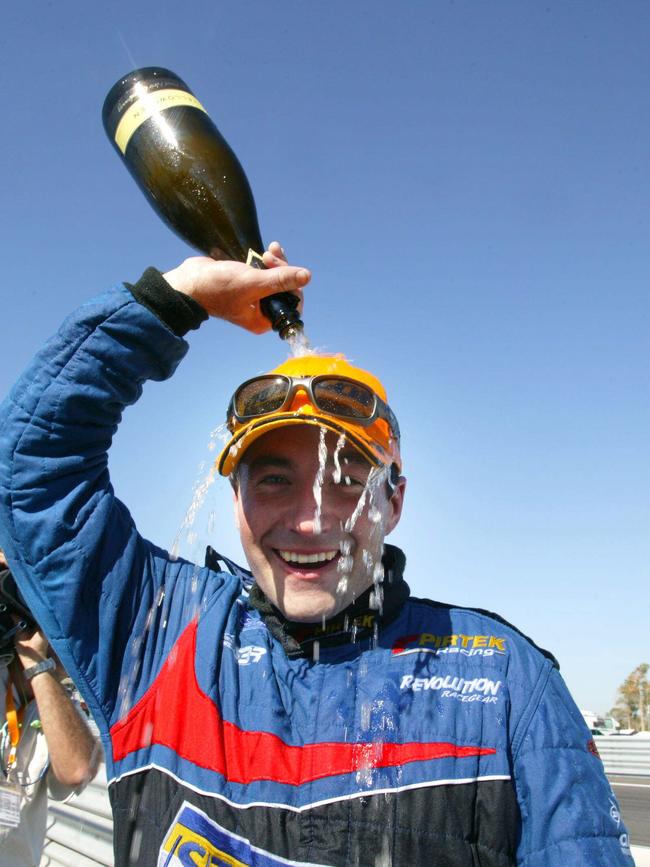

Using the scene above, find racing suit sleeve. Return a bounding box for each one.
[511,663,633,865]
[0,276,219,738]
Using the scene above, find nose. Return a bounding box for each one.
[290,476,334,536]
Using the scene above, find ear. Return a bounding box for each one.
[384,476,406,536]
[232,484,241,530]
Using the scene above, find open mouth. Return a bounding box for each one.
[275,549,339,571]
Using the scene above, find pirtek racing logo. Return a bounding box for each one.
[159,802,317,867]
[400,674,502,704]
[392,633,507,658]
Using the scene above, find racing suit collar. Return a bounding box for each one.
[247,544,409,659]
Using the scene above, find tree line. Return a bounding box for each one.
[610,663,649,731]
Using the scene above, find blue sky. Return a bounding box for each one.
[2,2,648,713]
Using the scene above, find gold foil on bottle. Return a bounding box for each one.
[245,249,265,269]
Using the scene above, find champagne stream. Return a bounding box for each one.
[286,327,313,357]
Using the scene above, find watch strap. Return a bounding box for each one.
[23,657,56,681]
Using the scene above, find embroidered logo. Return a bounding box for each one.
[236,645,267,665]
[392,633,507,658]
[400,674,502,704]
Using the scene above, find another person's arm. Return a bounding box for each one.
[14,622,100,788]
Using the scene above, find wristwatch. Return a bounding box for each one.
[23,657,56,681]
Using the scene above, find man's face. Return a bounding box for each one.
[233,425,405,622]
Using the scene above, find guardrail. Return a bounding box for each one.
[594,735,650,777]
[40,765,114,867]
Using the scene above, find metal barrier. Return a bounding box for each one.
[594,735,650,777]
[40,765,114,867]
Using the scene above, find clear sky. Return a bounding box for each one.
[2,1,648,714]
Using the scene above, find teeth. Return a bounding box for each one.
[278,550,338,566]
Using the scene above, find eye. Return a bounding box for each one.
[257,473,291,487]
[332,473,366,490]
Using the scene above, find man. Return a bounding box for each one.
[0,550,100,866]
[0,247,632,865]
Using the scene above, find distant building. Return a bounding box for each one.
[581,709,621,735]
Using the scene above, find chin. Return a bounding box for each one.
[255,562,355,623]
[280,593,339,624]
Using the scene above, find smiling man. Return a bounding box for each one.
[0,249,632,866]
[222,354,405,624]
[232,425,402,622]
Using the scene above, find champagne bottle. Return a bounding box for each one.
[102,66,303,340]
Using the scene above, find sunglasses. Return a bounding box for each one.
[227,375,400,442]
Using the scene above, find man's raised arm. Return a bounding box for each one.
[0,249,309,728]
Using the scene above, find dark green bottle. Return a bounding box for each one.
[102,67,303,340]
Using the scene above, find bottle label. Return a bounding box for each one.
[114,89,208,154]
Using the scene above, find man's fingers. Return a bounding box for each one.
[263,244,289,269]
[267,241,287,261]
[245,264,310,300]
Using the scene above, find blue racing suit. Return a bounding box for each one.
[0,272,633,866]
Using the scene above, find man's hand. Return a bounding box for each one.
[163,241,311,334]
[14,621,49,670]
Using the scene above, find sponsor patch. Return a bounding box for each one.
[400,674,502,704]
[392,633,507,657]
[236,645,267,665]
[159,802,322,866]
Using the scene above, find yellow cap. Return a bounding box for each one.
[217,354,401,476]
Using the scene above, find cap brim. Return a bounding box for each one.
[217,413,391,477]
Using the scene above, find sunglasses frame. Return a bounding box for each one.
[228,375,400,442]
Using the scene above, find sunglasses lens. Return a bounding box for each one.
[235,377,289,417]
[313,378,375,419]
